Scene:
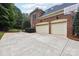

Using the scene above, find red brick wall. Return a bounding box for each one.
[66,15,73,38]
[66,15,79,41]
[36,13,79,40]
[36,14,66,23]
[30,9,44,28]
[30,8,79,41]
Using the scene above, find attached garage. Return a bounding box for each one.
[36,22,49,34]
[51,19,67,36]
[36,19,67,36]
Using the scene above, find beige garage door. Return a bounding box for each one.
[51,19,67,36]
[36,22,49,34]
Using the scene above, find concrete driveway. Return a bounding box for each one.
[0,32,79,56]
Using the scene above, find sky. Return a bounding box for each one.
[15,3,62,14]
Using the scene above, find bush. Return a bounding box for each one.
[73,9,79,36]
[22,20,31,29]
[8,29,21,32]
[25,28,36,33]
[0,26,9,32]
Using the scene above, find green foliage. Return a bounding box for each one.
[0,3,30,31]
[0,4,10,31]
[73,8,79,35]
[0,3,23,31]
[22,13,31,29]
[0,32,4,40]
[8,29,21,32]
[22,20,31,29]
[13,6,23,29]
[0,4,15,31]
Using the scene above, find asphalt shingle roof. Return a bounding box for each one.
[44,3,76,15]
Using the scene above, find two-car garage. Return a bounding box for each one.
[36,19,67,36]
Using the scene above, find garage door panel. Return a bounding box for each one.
[36,24,49,34]
[51,22,67,36]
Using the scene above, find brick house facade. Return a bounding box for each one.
[29,8,45,28]
[29,3,79,41]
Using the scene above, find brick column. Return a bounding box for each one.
[66,15,73,39]
[49,21,51,34]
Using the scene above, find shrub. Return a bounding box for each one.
[73,8,79,36]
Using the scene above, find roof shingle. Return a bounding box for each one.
[44,3,76,15]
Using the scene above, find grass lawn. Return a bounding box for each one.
[0,32,4,40]
[0,29,22,40]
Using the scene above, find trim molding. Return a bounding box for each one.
[36,22,48,26]
[38,9,64,19]
[36,19,67,26]
[51,19,67,24]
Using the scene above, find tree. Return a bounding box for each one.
[0,4,11,31]
[13,6,23,29]
[22,13,31,29]
[0,3,23,31]
[0,3,31,31]
[73,8,79,36]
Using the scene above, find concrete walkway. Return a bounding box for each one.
[0,32,79,56]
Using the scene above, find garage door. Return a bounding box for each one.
[36,22,49,34]
[51,19,67,36]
